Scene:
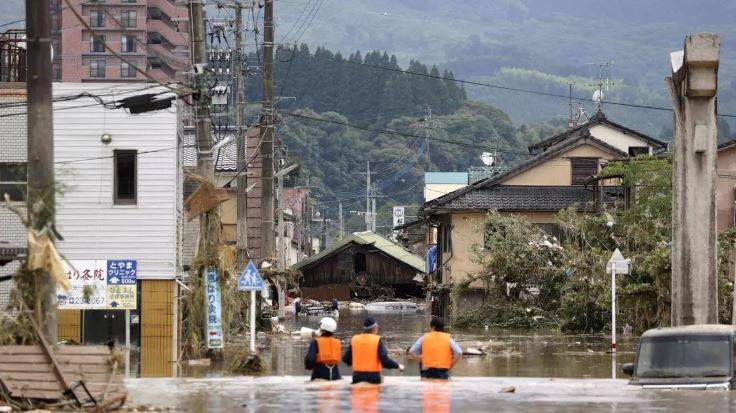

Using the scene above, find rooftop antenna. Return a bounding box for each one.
[568,82,575,129]
[589,61,615,112]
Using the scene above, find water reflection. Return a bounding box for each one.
[422,381,451,413]
[252,309,636,379]
[350,385,381,413]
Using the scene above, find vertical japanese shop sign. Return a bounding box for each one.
[205,268,224,349]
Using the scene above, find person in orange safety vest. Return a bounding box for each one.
[342,317,404,384]
[304,317,342,380]
[408,316,463,380]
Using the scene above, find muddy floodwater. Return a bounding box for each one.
[126,310,736,411]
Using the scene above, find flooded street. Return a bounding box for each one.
[227,309,637,379]
[125,310,736,411]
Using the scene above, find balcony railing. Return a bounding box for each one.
[0,30,26,82]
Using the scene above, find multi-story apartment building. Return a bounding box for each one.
[51,0,190,83]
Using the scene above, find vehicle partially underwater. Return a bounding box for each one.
[623,324,736,390]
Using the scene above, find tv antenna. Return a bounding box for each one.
[589,61,614,112]
[567,82,589,128]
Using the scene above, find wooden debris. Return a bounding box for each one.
[184,180,230,221]
[0,345,127,410]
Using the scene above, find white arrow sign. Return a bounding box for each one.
[606,248,629,274]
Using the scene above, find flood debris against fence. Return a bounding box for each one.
[0,344,127,411]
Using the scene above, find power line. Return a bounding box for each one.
[279,45,736,119]
[0,0,96,30]
[282,111,532,155]
[55,144,197,164]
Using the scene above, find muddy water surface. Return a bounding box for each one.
[126,310,736,412]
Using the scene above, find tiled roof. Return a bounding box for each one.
[436,185,611,211]
[182,131,237,172]
[423,132,627,212]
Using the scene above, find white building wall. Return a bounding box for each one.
[589,124,655,155]
[53,83,179,280]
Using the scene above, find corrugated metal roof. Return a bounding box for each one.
[424,172,468,184]
[293,231,426,273]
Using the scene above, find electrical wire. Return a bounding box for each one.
[283,111,532,154]
[0,0,96,30]
[62,0,191,96]
[277,44,736,119]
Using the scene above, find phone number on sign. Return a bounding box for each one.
[60,296,105,305]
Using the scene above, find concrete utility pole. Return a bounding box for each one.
[667,33,720,326]
[26,0,57,343]
[260,0,275,261]
[233,2,248,270]
[338,201,344,239]
[365,161,371,231]
[371,197,377,232]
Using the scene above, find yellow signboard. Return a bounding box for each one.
[106,285,137,310]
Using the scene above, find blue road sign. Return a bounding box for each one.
[238,261,265,292]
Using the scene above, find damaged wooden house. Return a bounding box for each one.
[293,231,426,300]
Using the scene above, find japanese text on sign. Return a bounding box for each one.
[57,259,137,310]
[206,269,224,349]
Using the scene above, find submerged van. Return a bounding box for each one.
[622,325,736,390]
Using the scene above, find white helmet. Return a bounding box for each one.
[319,317,337,333]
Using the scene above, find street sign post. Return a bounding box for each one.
[238,261,265,353]
[606,248,630,358]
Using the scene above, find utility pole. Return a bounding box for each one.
[26,0,57,343]
[322,207,327,250]
[667,33,720,325]
[423,105,434,172]
[371,197,377,232]
[233,2,248,270]
[365,161,371,231]
[260,0,276,261]
[338,201,344,239]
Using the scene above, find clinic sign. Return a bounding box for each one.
[57,259,137,310]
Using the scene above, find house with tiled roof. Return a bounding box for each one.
[419,111,666,315]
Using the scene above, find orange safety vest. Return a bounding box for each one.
[421,331,453,370]
[350,333,382,373]
[316,336,342,365]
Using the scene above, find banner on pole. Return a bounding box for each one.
[206,268,224,349]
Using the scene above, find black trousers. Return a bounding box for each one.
[311,363,341,381]
[420,368,449,380]
[351,371,382,384]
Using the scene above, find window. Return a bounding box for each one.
[628,146,649,157]
[120,62,136,78]
[120,35,136,53]
[89,60,106,78]
[90,35,105,52]
[114,150,137,205]
[570,157,599,185]
[121,11,137,28]
[440,224,452,254]
[0,163,27,202]
[89,10,105,28]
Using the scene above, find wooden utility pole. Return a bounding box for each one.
[260,0,275,262]
[667,33,720,325]
[26,0,57,343]
[233,2,248,270]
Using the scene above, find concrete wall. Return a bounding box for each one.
[425,183,467,202]
[443,211,559,286]
[589,124,655,155]
[503,144,614,186]
[717,145,736,231]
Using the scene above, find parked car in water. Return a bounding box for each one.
[622,324,736,390]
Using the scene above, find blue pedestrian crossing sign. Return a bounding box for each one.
[238,261,265,292]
